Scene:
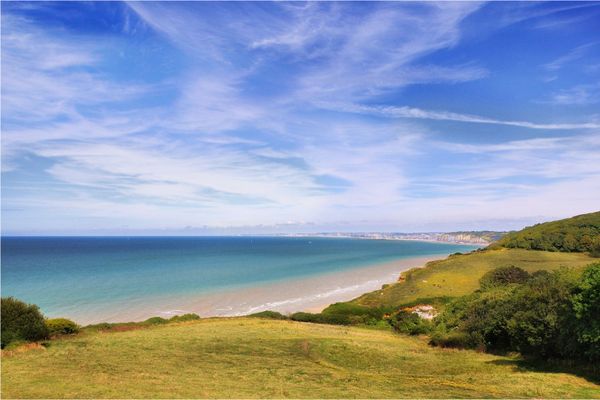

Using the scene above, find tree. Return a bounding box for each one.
[479,265,530,290]
[505,270,578,359]
[571,263,600,361]
[1,297,49,348]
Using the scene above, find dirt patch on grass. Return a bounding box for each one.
[2,342,46,357]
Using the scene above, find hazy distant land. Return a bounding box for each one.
[274,231,506,245]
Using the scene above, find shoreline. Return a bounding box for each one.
[269,235,489,247]
[71,254,449,325]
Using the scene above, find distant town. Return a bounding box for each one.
[276,231,507,246]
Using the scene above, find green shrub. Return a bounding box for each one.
[431,266,599,363]
[479,265,530,289]
[389,310,432,335]
[429,331,474,349]
[290,312,321,323]
[435,285,519,351]
[45,318,79,336]
[169,313,200,323]
[290,312,352,325]
[247,310,287,320]
[571,262,600,361]
[290,302,394,326]
[83,322,115,332]
[143,316,168,325]
[503,270,578,359]
[1,297,49,348]
[321,302,391,325]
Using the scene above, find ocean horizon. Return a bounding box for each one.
[1,236,477,324]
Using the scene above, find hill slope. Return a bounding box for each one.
[2,318,599,398]
[342,248,594,309]
[494,211,600,253]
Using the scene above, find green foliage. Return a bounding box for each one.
[429,331,474,349]
[351,248,593,309]
[45,318,79,336]
[432,264,599,363]
[494,211,600,253]
[290,312,351,325]
[319,302,392,325]
[247,310,288,320]
[143,317,169,325]
[84,314,201,332]
[142,314,201,325]
[571,263,600,361]
[504,269,579,359]
[1,297,49,348]
[479,265,530,289]
[435,285,519,351]
[168,313,200,323]
[389,310,432,335]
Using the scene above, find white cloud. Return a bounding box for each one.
[545,83,600,105]
[3,3,600,234]
[543,42,599,71]
[328,103,600,130]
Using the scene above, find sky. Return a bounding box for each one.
[1,1,600,235]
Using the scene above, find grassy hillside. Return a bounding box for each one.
[2,318,599,399]
[344,248,595,309]
[494,211,600,253]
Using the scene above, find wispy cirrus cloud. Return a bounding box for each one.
[2,2,600,234]
[543,42,599,72]
[544,83,600,106]
[322,103,600,130]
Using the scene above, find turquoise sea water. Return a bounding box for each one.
[1,236,476,322]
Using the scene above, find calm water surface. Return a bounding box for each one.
[1,236,476,320]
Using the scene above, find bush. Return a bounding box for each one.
[504,269,578,359]
[431,266,599,363]
[290,312,322,323]
[429,331,474,349]
[290,312,352,325]
[247,310,287,320]
[435,285,519,351]
[169,313,200,323]
[45,318,79,336]
[389,310,431,335]
[143,316,169,325]
[321,302,391,325]
[479,265,530,289]
[1,297,49,348]
[571,263,600,361]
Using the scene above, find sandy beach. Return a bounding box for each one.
[88,254,446,324]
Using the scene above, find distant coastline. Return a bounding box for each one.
[270,231,504,246]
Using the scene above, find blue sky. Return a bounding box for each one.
[2,1,600,235]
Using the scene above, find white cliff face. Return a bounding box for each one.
[277,231,505,245]
[436,233,490,244]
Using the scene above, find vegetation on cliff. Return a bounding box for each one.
[493,211,600,254]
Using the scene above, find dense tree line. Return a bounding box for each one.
[391,264,600,364]
[492,211,600,255]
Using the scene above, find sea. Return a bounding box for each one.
[1,236,477,324]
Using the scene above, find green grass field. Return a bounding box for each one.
[2,317,599,399]
[349,248,595,308]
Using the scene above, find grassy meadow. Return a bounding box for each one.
[348,248,595,309]
[2,317,599,399]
